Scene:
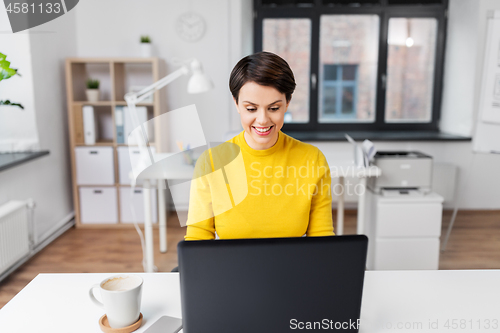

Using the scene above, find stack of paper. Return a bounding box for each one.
[345,134,377,168]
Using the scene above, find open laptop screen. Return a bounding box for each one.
[178,235,368,333]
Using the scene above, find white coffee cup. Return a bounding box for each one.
[89,274,143,328]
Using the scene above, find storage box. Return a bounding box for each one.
[79,187,118,224]
[75,147,115,185]
[119,187,158,223]
[117,146,156,185]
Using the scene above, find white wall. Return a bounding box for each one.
[439,0,479,136]
[0,6,76,241]
[0,9,40,152]
[473,0,500,129]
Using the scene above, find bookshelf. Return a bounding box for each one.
[65,58,166,228]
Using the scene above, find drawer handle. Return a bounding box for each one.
[90,151,98,155]
[94,190,102,194]
[134,190,142,194]
[133,151,140,154]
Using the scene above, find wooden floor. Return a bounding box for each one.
[1,210,499,309]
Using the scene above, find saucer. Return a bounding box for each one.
[99,313,143,333]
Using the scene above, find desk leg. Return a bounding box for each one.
[158,183,167,253]
[143,179,154,273]
[357,177,367,235]
[336,176,344,236]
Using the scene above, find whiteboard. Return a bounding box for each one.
[473,10,500,153]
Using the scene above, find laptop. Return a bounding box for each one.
[178,235,368,333]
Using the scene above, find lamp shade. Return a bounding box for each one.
[187,59,214,94]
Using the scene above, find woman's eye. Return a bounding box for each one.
[270,107,280,111]
[246,108,256,112]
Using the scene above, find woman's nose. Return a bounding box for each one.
[255,109,269,125]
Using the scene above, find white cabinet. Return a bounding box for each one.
[79,187,118,224]
[117,146,156,185]
[365,190,443,270]
[119,187,157,223]
[75,147,115,185]
[376,202,442,238]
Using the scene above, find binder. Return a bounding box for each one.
[115,106,125,144]
[74,105,85,144]
[82,105,96,145]
[123,106,148,145]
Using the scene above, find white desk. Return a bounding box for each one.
[327,162,381,235]
[1,270,499,332]
[137,152,380,272]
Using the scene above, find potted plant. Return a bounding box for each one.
[86,79,100,102]
[0,52,24,109]
[140,35,152,57]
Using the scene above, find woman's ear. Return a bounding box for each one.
[233,97,240,114]
[286,97,292,109]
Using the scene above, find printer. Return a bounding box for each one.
[365,151,442,270]
[367,151,433,193]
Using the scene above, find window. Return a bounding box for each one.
[319,15,379,123]
[322,64,359,120]
[254,0,448,132]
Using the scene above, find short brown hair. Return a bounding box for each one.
[229,51,296,104]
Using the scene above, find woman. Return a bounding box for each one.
[185,51,334,240]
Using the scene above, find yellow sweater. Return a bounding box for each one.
[184,131,334,240]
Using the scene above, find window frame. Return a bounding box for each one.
[253,0,448,132]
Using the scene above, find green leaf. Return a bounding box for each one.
[0,53,23,108]
[0,100,24,109]
[0,53,19,81]
[86,78,100,89]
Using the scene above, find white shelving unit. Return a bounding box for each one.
[65,58,167,228]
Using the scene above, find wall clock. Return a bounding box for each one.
[176,12,206,42]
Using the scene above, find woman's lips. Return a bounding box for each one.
[252,126,273,136]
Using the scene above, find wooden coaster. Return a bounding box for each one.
[99,313,143,333]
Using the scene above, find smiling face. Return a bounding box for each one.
[234,81,290,150]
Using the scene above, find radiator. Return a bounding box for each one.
[0,201,32,275]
